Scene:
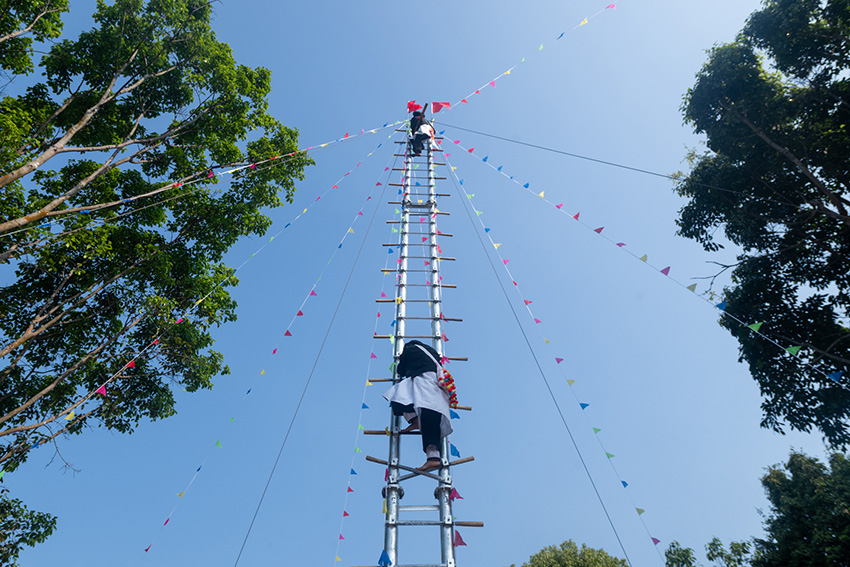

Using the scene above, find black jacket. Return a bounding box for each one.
[396,340,440,377]
[410,115,432,134]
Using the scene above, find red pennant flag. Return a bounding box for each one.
[450,488,463,501]
[95,385,107,396]
[370,353,377,359]
[126,360,136,369]
[273,348,278,354]
[461,98,468,103]
[339,534,345,540]
[343,511,350,517]
[424,261,430,265]
[467,147,475,153]
[442,332,449,342]
[344,132,349,138]
[660,266,671,275]
[297,310,303,316]
[453,530,467,547]
[249,163,256,169]
[377,312,381,318]
[284,330,292,336]
[332,185,338,189]
[151,339,159,345]
[573,212,580,220]
[145,545,151,553]
[207,170,214,178]
[555,357,564,364]
[422,237,428,242]
[347,486,354,493]
[375,182,382,186]
[309,290,318,296]
[475,90,480,93]
[381,292,387,298]
[164,518,169,526]
[432,102,451,113]
[652,537,661,545]
[524,300,532,305]
[407,101,422,113]
[594,227,604,234]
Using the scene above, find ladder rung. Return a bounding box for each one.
[397,316,462,322]
[403,256,455,260]
[374,335,437,339]
[388,202,434,207]
[399,505,440,511]
[392,166,447,170]
[376,299,442,303]
[398,232,453,237]
[394,520,448,526]
[399,283,457,288]
[383,243,435,247]
[446,357,467,361]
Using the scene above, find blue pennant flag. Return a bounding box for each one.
[484,228,490,233]
[621,481,628,488]
[379,550,392,566]
[828,371,844,383]
[523,183,529,188]
[450,444,461,458]
[459,179,464,185]
[284,223,291,228]
[557,32,565,39]
[439,130,445,135]
[197,466,202,472]
[362,403,370,409]
[338,244,342,248]
[351,469,357,475]
[580,403,590,410]
[716,301,727,311]
[246,389,252,394]
[450,410,460,419]
[388,248,394,254]
[390,320,397,327]
[497,165,503,172]
[482,156,488,162]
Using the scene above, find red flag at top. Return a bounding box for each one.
[407,101,422,113]
[432,102,451,113]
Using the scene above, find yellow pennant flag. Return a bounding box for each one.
[567,379,575,386]
[347,228,355,234]
[382,499,387,514]
[494,243,502,249]
[580,17,588,25]
[686,283,697,292]
[366,380,373,386]
[505,69,511,75]
[451,166,457,171]
[302,208,307,214]
[335,556,342,562]
[260,369,265,375]
[177,491,185,498]
[65,411,75,421]
[395,297,402,305]
[538,191,545,198]
[639,254,648,262]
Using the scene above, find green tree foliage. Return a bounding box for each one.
[0,0,69,76]
[508,540,627,567]
[675,0,850,447]
[0,0,311,472]
[664,451,850,567]
[0,487,57,566]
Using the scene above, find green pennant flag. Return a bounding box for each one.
[358,424,365,430]
[593,427,601,434]
[229,417,235,422]
[567,379,575,386]
[686,283,697,292]
[748,322,764,332]
[354,447,362,453]
[636,508,645,515]
[392,228,398,233]
[605,452,615,459]
[215,440,222,448]
[786,346,802,355]
[639,254,648,262]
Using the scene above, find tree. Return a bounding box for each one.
[0,0,311,471]
[508,540,627,567]
[664,451,850,567]
[0,1,69,77]
[675,0,850,447]
[0,486,57,567]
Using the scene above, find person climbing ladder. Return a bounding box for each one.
[409,106,435,157]
[383,340,454,472]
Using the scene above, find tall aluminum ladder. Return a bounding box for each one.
[360,123,481,567]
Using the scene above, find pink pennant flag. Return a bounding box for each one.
[594,227,604,234]
[442,332,449,342]
[370,353,377,359]
[453,140,460,144]
[534,318,542,324]
[249,163,256,169]
[660,266,671,275]
[273,348,278,354]
[381,292,387,297]
[489,80,495,88]
[385,468,390,481]
[384,167,390,171]
[95,385,107,396]
[652,537,660,545]
[432,102,451,113]
[175,318,183,323]
[207,170,214,178]
[358,211,363,216]
[422,237,428,242]
[315,196,320,201]
[441,356,449,364]
[503,259,509,265]
[309,290,318,296]
[573,212,580,220]
[524,300,532,305]
[297,310,303,316]
[284,330,292,336]
[332,185,338,189]
[556,203,563,209]
[606,3,616,8]
[617,242,626,247]
[556,357,564,364]
[339,534,345,540]
[453,530,467,547]
[450,488,463,501]
[375,182,382,186]
[344,132,349,138]
[424,261,430,265]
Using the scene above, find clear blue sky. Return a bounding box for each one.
[10,1,829,566]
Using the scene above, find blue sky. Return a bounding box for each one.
[8,1,831,566]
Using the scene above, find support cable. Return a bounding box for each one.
[445,161,635,567]
[232,166,392,567]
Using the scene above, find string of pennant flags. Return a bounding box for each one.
[441,135,848,392]
[0,119,406,245]
[137,134,405,558]
[443,152,664,561]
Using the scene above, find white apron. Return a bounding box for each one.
[383,371,453,438]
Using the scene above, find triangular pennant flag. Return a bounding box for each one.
[309,290,318,296]
[524,300,532,305]
[503,259,509,265]
[432,102,451,113]
[621,481,628,488]
[145,545,151,552]
[297,310,303,316]
[556,203,563,209]
[639,254,648,262]
[284,330,292,337]
[786,346,802,355]
[347,228,355,234]
[343,511,349,517]
[381,292,387,298]
[65,411,75,421]
[686,283,697,292]
[354,447,362,453]
[538,191,545,198]
[716,301,727,311]
[748,322,764,332]
[594,227,604,234]
[379,550,391,566]
[827,371,843,383]
[580,17,588,25]
[606,452,615,459]
[544,338,551,344]
[126,360,136,369]
[494,243,501,249]
[177,491,185,498]
[660,266,671,276]
[580,403,590,410]
[95,385,107,396]
[339,534,345,540]
[407,101,422,113]
[450,488,463,501]
[450,444,461,458]
[215,440,222,448]
[523,183,530,188]
[450,410,460,419]
[370,353,377,359]
[366,380,373,386]
[259,369,266,375]
[592,427,601,433]
[652,538,661,545]
[272,348,278,354]
[636,508,645,515]
[573,212,580,220]
[534,318,542,324]
[453,530,467,547]
[335,556,341,562]
[347,486,354,493]
[362,403,369,409]
[567,379,575,386]
[555,357,564,364]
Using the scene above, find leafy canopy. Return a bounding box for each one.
[676,0,850,447]
[508,540,627,567]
